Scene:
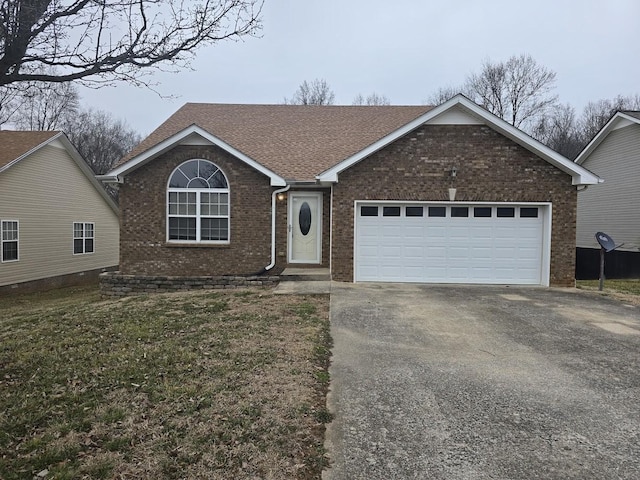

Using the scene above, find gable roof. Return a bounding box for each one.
[0,130,59,170]
[319,95,601,186]
[108,104,433,184]
[106,95,600,186]
[575,111,640,166]
[623,111,640,121]
[0,130,118,213]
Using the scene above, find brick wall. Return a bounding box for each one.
[119,145,276,276]
[331,125,577,286]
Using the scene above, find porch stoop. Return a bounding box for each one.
[274,268,331,295]
[279,268,331,281]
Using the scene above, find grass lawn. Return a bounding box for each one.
[576,279,640,304]
[0,286,331,479]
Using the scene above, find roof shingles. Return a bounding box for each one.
[0,131,59,170]
[119,104,433,181]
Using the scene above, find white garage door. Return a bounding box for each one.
[355,203,548,285]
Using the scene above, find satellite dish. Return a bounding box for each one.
[595,232,616,252]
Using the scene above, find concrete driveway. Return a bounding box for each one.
[323,283,640,479]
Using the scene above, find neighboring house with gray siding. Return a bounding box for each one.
[575,111,640,278]
[0,131,119,293]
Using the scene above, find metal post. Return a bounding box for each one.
[599,247,605,291]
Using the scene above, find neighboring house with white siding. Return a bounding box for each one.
[575,111,640,278]
[0,131,119,293]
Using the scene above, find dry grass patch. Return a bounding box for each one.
[0,286,331,479]
[576,279,640,306]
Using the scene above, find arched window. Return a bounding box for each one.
[167,159,229,243]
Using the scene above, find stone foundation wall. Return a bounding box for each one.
[100,271,279,296]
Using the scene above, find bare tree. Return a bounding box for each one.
[576,94,640,145]
[532,103,582,159]
[0,83,22,125]
[10,79,80,130]
[425,86,463,105]
[352,92,390,106]
[465,54,558,130]
[0,1,263,88]
[284,79,335,106]
[62,108,142,175]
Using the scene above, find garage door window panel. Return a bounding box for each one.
[520,207,539,218]
[383,206,401,217]
[360,206,378,216]
[497,207,515,218]
[451,207,469,218]
[428,207,446,217]
[474,207,492,218]
[406,206,424,217]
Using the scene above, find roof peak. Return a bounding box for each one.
[181,102,433,108]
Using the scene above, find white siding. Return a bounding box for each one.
[0,144,119,286]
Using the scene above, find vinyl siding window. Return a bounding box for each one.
[73,222,95,254]
[167,160,230,243]
[1,220,19,262]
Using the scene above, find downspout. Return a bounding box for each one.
[258,184,290,274]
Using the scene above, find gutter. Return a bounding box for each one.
[96,174,123,184]
[260,184,291,273]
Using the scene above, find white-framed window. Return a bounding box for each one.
[1,220,19,262]
[73,222,95,254]
[167,159,230,243]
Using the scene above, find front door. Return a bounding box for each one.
[288,192,322,264]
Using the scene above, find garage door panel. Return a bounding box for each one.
[356,203,546,285]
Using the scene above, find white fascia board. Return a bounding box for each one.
[317,94,601,186]
[107,125,287,187]
[575,112,640,166]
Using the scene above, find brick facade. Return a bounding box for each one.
[117,125,577,288]
[331,125,577,286]
[119,145,277,276]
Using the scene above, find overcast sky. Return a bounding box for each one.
[79,0,640,136]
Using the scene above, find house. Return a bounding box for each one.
[0,131,119,294]
[575,111,640,279]
[98,94,599,293]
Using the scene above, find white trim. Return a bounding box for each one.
[1,219,19,263]
[542,204,552,286]
[288,191,323,264]
[105,124,287,187]
[575,111,640,166]
[352,200,552,286]
[318,94,601,186]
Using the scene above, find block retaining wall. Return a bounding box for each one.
[100,271,279,296]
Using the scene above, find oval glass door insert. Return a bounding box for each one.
[299,202,312,235]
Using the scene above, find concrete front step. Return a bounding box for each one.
[280,267,331,282]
